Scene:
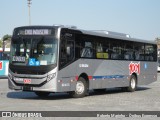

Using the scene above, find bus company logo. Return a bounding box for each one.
[23,79,31,84]
[129,62,140,75]
[79,64,89,68]
[0,61,3,70]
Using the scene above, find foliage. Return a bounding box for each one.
[3,34,12,41]
[0,39,2,48]
[0,34,12,48]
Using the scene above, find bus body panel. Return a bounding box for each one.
[57,61,77,92]
[57,59,157,91]
[8,58,157,93]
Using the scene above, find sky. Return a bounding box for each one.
[0,0,160,41]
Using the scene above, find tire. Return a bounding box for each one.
[127,75,137,92]
[35,91,50,98]
[70,77,87,98]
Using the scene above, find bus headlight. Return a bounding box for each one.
[47,73,56,81]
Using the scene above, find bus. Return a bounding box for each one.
[8,25,157,98]
[0,48,10,77]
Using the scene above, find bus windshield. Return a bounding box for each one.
[10,36,57,66]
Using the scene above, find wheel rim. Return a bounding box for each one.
[131,78,136,89]
[75,81,85,94]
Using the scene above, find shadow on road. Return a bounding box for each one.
[7,87,150,100]
[7,91,71,100]
[136,86,150,91]
[89,87,150,96]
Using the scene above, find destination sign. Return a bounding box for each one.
[24,29,50,35]
[16,28,54,36]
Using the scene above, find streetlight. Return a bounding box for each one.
[28,0,32,25]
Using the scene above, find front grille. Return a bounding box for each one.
[9,63,56,75]
[13,70,46,75]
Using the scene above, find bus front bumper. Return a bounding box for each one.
[8,76,57,92]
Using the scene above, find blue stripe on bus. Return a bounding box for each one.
[92,75,125,79]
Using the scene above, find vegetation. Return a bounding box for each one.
[0,39,2,48]
[0,34,12,48]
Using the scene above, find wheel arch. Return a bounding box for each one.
[131,72,138,83]
[78,73,89,89]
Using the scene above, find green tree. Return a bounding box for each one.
[2,34,12,48]
[3,34,12,41]
[0,39,2,48]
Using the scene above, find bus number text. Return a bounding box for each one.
[129,62,140,75]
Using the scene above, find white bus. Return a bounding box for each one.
[8,25,157,98]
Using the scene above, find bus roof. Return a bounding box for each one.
[79,29,156,45]
[59,25,156,45]
[13,25,156,45]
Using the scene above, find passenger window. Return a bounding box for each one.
[81,41,94,58]
[145,44,154,61]
[134,43,145,60]
[110,41,123,60]
[96,42,109,59]
[124,43,134,60]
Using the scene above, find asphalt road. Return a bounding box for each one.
[0,74,160,119]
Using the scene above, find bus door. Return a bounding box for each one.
[58,31,76,91]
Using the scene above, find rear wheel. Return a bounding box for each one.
[35,91,50,98]
[70,77,87,98]
[127,75,137,92]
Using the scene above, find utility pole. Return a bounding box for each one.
[28,0,32,25]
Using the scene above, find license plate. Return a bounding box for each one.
[23,86,32,91]
[23,79,31,84]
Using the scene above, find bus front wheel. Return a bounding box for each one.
[70,77,87,98]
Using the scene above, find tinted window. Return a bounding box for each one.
[110,40,124,60]
[95,38,109,59]
[134,43,145,60]
[60,31,75,69]
[75,33,157,62]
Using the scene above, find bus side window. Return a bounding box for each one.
[81,47,93,58]
[134,43,145,61]
[123,42,134,60]
[67,41,74,60]
[145,44,155,61]
[111,47,122,60]
[81,41,94,58]
[96,43,109,59]
[60,34,75,69]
